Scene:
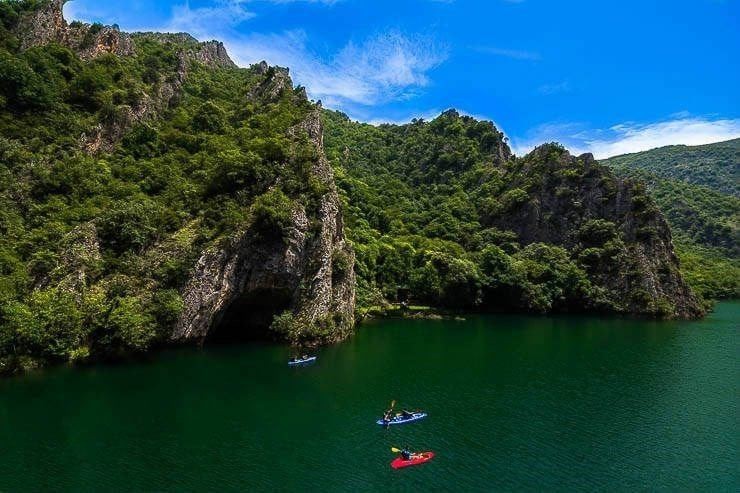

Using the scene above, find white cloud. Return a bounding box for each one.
[165,1,256,38]
[588,118,740,158]
[510,115,740,159]
[228,30,447,106]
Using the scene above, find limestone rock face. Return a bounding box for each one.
[249,66,292,100]
[173,109,356,345]
[18,0,132,58]
[17,0,69,49]
[194,40,236,68]
[490,144,703,318]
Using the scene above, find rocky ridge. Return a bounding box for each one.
[16,0,236,153]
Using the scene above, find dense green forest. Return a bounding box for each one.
[0,1,325,372]
[323,110,700,317]
[603,140,739,299]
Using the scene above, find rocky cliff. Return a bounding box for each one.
[173,107,356,345]
[489,144,703,318]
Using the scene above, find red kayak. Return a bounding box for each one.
[391,452,435,469]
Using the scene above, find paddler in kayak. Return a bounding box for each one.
[399,447,422,460]
[382,400,396,425]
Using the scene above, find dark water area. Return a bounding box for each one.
[1,303,738,491]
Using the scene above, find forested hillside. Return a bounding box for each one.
[603,140,739,299]
[323,110,701,317]
[604,139,738,195]
[0,0,355,374]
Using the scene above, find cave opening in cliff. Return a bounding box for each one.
[208,288,293,343]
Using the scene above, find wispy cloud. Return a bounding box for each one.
[165,1,256,38]
[161,0,341,38]
[510,115,740,159]
[228,30,447,106]
[473,46,541,61]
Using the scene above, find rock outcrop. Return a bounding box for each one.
[490,144,703,318]
[17,0,69,49]
[18,0,133,58]
[173,108,355,345]
[80,36,236,153]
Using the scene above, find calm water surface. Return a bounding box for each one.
[1,303,738,491]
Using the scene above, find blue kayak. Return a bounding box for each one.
[288,356,316,366]
[376,412,427,426]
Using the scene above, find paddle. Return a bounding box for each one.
[391,447,401,453]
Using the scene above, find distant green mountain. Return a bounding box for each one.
[602,140,739,299]
[603,139,739,195]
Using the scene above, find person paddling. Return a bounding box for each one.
[398,447,424,460]
[382,400,396,426]
[401,447,412,460]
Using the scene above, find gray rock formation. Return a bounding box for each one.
[489,144,703,318]
[173,108,355,345]
[18,0,133,58]
[17,0,69,49]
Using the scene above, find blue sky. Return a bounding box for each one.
[64,0,740,157]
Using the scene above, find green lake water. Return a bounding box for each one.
[1,302,738,492]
